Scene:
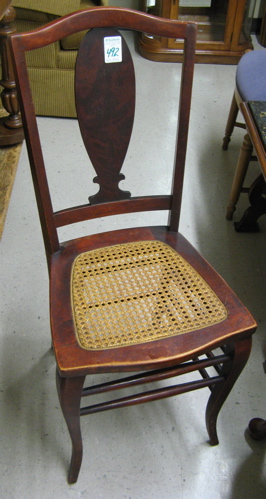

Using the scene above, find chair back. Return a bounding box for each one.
[10,7,197,263]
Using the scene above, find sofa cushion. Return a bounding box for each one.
[60,0,101,50]
[26,67,77,117]
[13,0,84,17]
[10,1,108,117]
[14,7,55,22]
[16,7,58,25]
[14,1,108,51]
[15,19,58,68]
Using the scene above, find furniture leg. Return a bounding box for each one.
[226,133,253,220]
[0,2,23,145]
[222,93,239,150]
[248,418,266,440]
[56,370,86,484]
[205,337,252,445]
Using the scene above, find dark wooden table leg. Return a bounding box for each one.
[248,418,266,440]
[234,174,266,232]
[0,3,24,146]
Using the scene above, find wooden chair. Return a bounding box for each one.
[222,50,266,220]
[10,7,257,484]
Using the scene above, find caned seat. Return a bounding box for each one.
[10,7,257,484]
[71,240,228,350]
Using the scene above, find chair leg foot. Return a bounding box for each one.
[207,420,219,446]
[222,92,239,151]
[222,135,231,151]
[248,418,266,440]
[205,338,252,446]
[226,202,236,220]
[68,448,83,485]
[56,370,86,483]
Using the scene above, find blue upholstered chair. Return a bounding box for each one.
[223,50,266,220]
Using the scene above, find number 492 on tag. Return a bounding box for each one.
[104,36,122,63]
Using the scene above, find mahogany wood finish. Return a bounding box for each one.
[76,26,134,205]
[10,7,257,483]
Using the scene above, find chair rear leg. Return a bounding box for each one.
[222,92,239,150]
[226,133,253,220]
[205,337,252,445]
[56,370,86,484]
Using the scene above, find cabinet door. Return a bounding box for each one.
[230,0,256,51]
[168,0,236,52]
[140,0,254,62]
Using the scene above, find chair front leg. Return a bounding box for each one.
[56,369,86,484]
[222,92,239,150]
[205,336,252,445]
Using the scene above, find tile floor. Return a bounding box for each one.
[1,26,266,499]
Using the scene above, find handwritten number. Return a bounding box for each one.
[107,47,119,58]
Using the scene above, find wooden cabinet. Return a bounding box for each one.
[139,0,256,63]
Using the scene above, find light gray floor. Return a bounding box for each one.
[1,31,266,498]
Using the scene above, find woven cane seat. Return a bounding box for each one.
[71,241,227,350]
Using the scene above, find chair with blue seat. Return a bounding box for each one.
[223,50,266,220]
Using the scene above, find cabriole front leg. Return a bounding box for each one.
[56,370,86,484]
[205,337,252,445]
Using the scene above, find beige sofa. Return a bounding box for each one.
[13,0,108,117]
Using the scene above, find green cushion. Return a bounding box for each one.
[60,0,100,50]
[13,0,83,17]
[14,0,107,50]
[12,0,109,117]
[14,7,53,22]
[27,67,76,117]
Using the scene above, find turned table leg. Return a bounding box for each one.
[0,2,24,146]
[226,133,253,220]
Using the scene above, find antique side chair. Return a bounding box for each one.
[222,50,266,220]
[10,7,257,484]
